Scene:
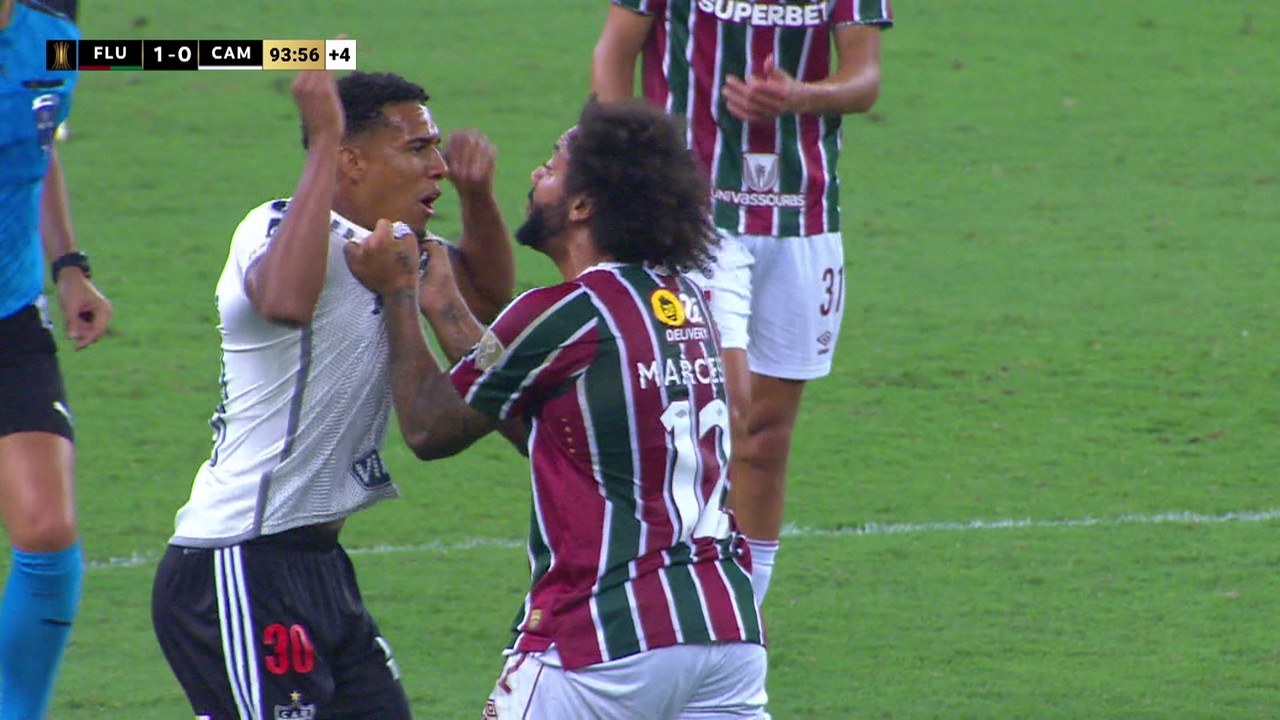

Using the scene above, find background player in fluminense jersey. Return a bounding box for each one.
[345,99,767,719]
[0,0,112,717]
[592,0,894,605]
[150,68,514,719]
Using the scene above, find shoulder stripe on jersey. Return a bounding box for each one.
[215,546,263,720]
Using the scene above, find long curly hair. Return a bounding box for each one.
[565,99,719,276]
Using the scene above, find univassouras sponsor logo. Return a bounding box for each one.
[713,189,806,208]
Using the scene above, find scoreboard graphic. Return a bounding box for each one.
[45,39,357,71]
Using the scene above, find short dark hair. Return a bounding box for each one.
[565,99,719,276]
[300,71,429,149]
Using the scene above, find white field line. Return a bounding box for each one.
[85,508,1280,571]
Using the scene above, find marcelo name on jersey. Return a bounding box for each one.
[698,0,829,27]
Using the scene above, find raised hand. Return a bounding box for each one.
[443,129,497,198]
[293,66,344,145]
[722,54,799,123]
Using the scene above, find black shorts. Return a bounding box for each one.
[0,303,73,441]
[151,526,412,720]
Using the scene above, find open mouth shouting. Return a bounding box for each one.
[420,190,442,219]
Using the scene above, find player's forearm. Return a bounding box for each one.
[420,282,485,365]
[382,290,488,460]
[452,191,513,323]
[791,24,884,116]
[39,150,78,260]
[247,136,339,325]
[790,68,881,116]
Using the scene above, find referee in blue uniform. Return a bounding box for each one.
[0,1,111,717]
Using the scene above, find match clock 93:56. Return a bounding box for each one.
[264,40,326,70]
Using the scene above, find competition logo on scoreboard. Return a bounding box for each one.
[46,40,75,70]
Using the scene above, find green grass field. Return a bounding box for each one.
[11,0,1279,717]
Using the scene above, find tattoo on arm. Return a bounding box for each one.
[380,287,496,458]
[402,372,496,458]
[429,296,485,364]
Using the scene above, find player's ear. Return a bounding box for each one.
[339,144,364,182]
[568,193,593,222]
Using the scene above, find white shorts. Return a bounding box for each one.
[690,231,845,380]
[482,643,768,720]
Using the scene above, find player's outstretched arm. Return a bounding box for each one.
[244,69,344,325]
[445,129,512,324]
[346,221,497,460]
[41,148,112,350]
[591,4,654,101]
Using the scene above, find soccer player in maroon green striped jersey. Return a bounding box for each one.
[593,0,893,604]
[346,99,768,718]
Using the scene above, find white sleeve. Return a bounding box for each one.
[229,199,290,286]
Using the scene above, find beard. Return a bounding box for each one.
[514,195,569,252]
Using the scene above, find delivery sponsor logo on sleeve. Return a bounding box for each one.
[651,289,687,327]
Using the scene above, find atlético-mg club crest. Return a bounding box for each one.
[275,692,316,720]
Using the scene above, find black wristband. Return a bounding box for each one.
[51,251,91,282]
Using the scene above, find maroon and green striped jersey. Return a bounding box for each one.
[615,0,893,237]
[451,263,763,669]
